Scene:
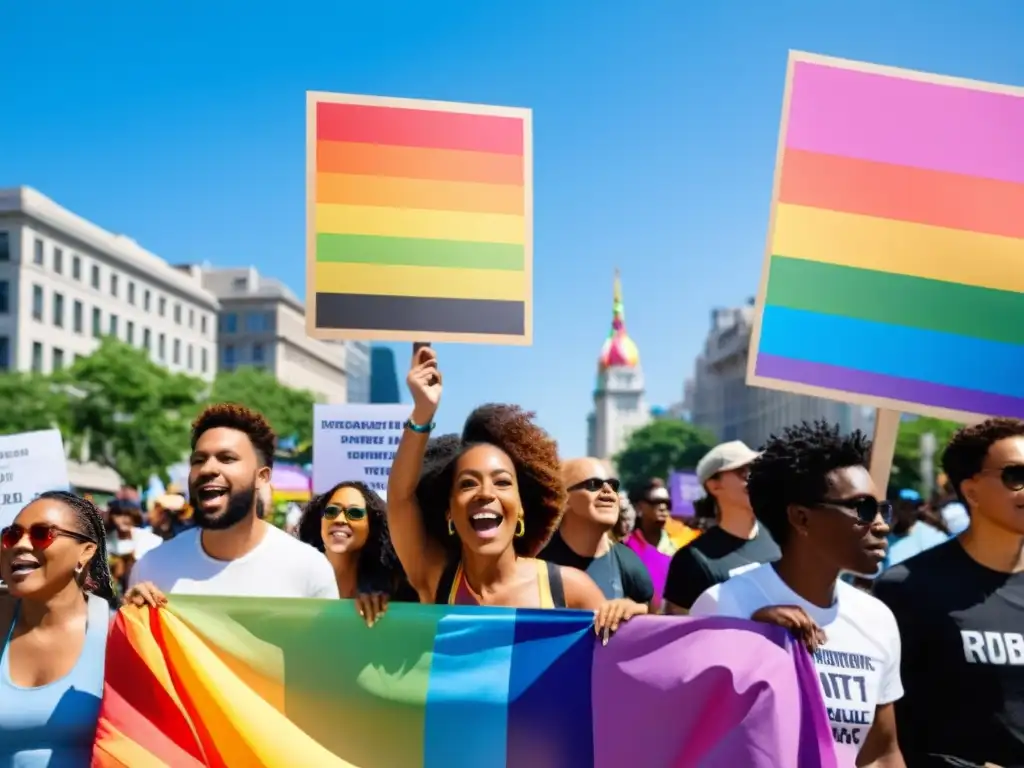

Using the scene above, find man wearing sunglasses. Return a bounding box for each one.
[691,421,904,767]
[874,418,1024,768]
[538,458,654,605]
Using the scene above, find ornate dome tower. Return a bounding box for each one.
[587,270,650,461]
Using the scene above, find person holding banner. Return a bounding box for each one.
[0,492,117,766]
[388,348,639,639]
[691,422,904,768]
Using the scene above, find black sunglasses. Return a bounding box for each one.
[322,505,368,522]
[817,497,893,526]
[979,464,1024,492]
[568,477,621,493]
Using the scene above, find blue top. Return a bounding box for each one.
[0,594,108,768]
[884,522,950,570]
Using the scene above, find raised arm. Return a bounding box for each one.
[387,347,449,601]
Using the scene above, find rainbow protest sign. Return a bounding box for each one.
[92,599,836,768]
[306,93,532,344]
[749,52,1024,420]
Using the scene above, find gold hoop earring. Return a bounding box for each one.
[515,516,526,538]
[447,518,455,536]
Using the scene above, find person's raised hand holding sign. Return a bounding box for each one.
[407,346,443,425]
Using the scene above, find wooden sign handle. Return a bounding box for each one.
[869,408,902,495]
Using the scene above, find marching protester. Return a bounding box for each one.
[145,492,192,541]
[105,499,162,596]
[663,440,779,613]
[0,492,118,766]
[625,478,679,555]
[874,418,1024,768]
[297,480,417,624]
[387,347,642,638]
[880,490,948,570]
[539,457,655,605]
[690,422,904,767]
[125,404,337,604]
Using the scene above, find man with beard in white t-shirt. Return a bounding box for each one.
[127,404,337,602]
[691,421,905,768]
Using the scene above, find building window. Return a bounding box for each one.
[220,314,238,334]
[173,338,181,364]
[144,289,151,311]
[246,312,267,332]
[223,344,235,369]
[0,337,9,370]
[91,264,100,289]
[188,308,194,328]
[158,296,166,317]
[200,314,207,335]
[52,348,64,371]
[53,248,63,274]
[173,303,181,324]
[127,320,135,345]
[72,254,81,280]
[53,293,64,328]
[232,276,248,291]
[252,342,264,363]
[187,344,193,370]
[33,239,43,265]
[0,281,8,314]
[31,342,43,372]
[110,273,118,297]
[109,314,119,337]
[0,232,9,262]
[32,285,43,321]
[201,347,208,373]
[143,328,151,351]
[128,281,135,305]
[73,301,83,333]
[158,333,165,360]
[92,308,102,338]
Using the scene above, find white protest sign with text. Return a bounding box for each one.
[312,404,409,495]
[0,429,70,528]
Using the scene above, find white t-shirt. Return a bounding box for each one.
[691,563,902,767]
[129,523,339,599]
[107,527,163,559]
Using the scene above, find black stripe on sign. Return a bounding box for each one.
[314,293,526,336]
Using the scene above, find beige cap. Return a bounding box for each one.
[156,493,187,512]
[696,441,760,484]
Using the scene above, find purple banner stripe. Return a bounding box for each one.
[755,353,1024,419]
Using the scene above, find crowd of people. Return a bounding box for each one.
[1,345,1023,768]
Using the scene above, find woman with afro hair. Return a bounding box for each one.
[388,348,639,639]
[297,480,417,625]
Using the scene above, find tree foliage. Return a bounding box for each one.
[208,367,319,446]
[891,416,962,494]
[614,418,718,494]
[56,337,205,487]
[0,372,70,436]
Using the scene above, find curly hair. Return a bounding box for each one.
[37,491,118,608]
[192,403,276,468]
[416,405,565,559]
[748,420,872,549]
[942,418,1024,506]
[297,480,407,595]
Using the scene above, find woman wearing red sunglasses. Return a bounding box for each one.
[0,491,117,766]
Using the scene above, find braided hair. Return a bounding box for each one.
[38,491,117,608]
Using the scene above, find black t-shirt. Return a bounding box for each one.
[538,532,655,603]
[873,539,1024,768]
[662,524,780,610]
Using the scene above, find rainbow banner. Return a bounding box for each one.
[93,599,837,768]
[748,52,1024,420]
[305,92,532,345]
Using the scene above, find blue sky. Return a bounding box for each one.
[2,1,1021,455]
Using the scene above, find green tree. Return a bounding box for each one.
[58,337,205,487]
[0,372,70,437]
[891,416,962,494]
[614,419,717,493]
[208,367,319,446]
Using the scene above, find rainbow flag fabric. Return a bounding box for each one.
[750,52,1024,420]
[307,93,532,345]
[93,599,837,768]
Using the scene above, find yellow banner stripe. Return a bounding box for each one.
[313,262,526,302]
[315,204,524,245]
[773,203,1024,293]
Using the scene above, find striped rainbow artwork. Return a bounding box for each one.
[92,598,837,768]
[306,92,532,344]
[749,52,1024,420]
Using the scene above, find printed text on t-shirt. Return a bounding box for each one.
[814,649,876,746]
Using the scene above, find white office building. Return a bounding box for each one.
[0,186,221,492]
[185,265,350,404]
[685,300,875,449]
